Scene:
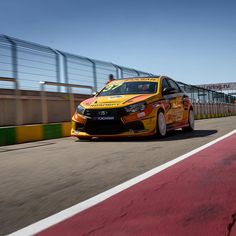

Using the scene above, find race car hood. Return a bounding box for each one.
[81,94,157,109]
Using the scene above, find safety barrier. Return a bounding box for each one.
[1,86,235,127]
[40,81,93,123]
[193,102,236,119]
[0,77,22,125]
[0,100,235,146]
[0,88,90,126]
[1,104,235,146]
[0,122,71,146]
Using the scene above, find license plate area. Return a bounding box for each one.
[93,117,115,121]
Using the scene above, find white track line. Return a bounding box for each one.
[9,129,236,236]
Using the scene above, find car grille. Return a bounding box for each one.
[85,119,125,135]
[77,108,144,135]
[84,108,127,117]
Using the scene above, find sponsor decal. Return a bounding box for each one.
[90,103,119,107]
[125,78,158,82]
[96,117,115,120]
[109,95,123,99]
[198,82,236,91]
[137,112,146,118]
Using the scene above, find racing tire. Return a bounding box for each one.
[77,137,92,141]
[156,110,167,138]
[182,109,194,132]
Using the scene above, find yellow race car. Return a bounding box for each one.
[71,76,194,140]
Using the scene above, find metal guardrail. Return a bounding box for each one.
[40,81,94,124]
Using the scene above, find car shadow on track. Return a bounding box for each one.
[76,129,218,143]
[157,129,218,142]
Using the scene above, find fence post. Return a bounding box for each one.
[39,81,93,123]
[112,64,119,79]
[4,36,18,86]
[92,62,97,92]
[50,48,61,92]
[87,59,97,92]
[115,66,119,79]
[119,66,124,78]
[40,82,48,124]
[4,35,23,125]
[68,86,75,117]
[58,51,69,92]
[134,70,140,77]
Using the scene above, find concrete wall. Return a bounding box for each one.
[0,89,235,127]
[193,102,236,119]
[0,89,90,126]
[0,90,235,146]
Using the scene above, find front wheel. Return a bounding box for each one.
[156,111,167,137]
[182,109,194,132]
[77,137,92,141]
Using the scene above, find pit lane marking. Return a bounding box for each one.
[9,129,236,236]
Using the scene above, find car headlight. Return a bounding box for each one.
[124,102,147,114]
[76,104,85,115]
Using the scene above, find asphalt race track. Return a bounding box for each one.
[0,116,236,235]
[35,130,236,236]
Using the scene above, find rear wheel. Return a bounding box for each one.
[182,109,194,132]
[156,111,167,137]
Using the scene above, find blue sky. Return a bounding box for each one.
[0,0,236,85]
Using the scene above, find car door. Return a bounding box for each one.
[161,78,174,125]
[166,78,184,124]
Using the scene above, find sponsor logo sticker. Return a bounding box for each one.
[137,112,146,118]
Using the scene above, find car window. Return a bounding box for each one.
[167,79,181,93]
[98,81,158,96]
[162,79,170,91]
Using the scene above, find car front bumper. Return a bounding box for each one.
[71,109,157,138]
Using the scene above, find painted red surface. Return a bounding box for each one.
[37,134,236,236]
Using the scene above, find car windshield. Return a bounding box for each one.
[98,81,158,96]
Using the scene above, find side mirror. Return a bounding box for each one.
[162,87,176,95]
[91,91,98,97]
